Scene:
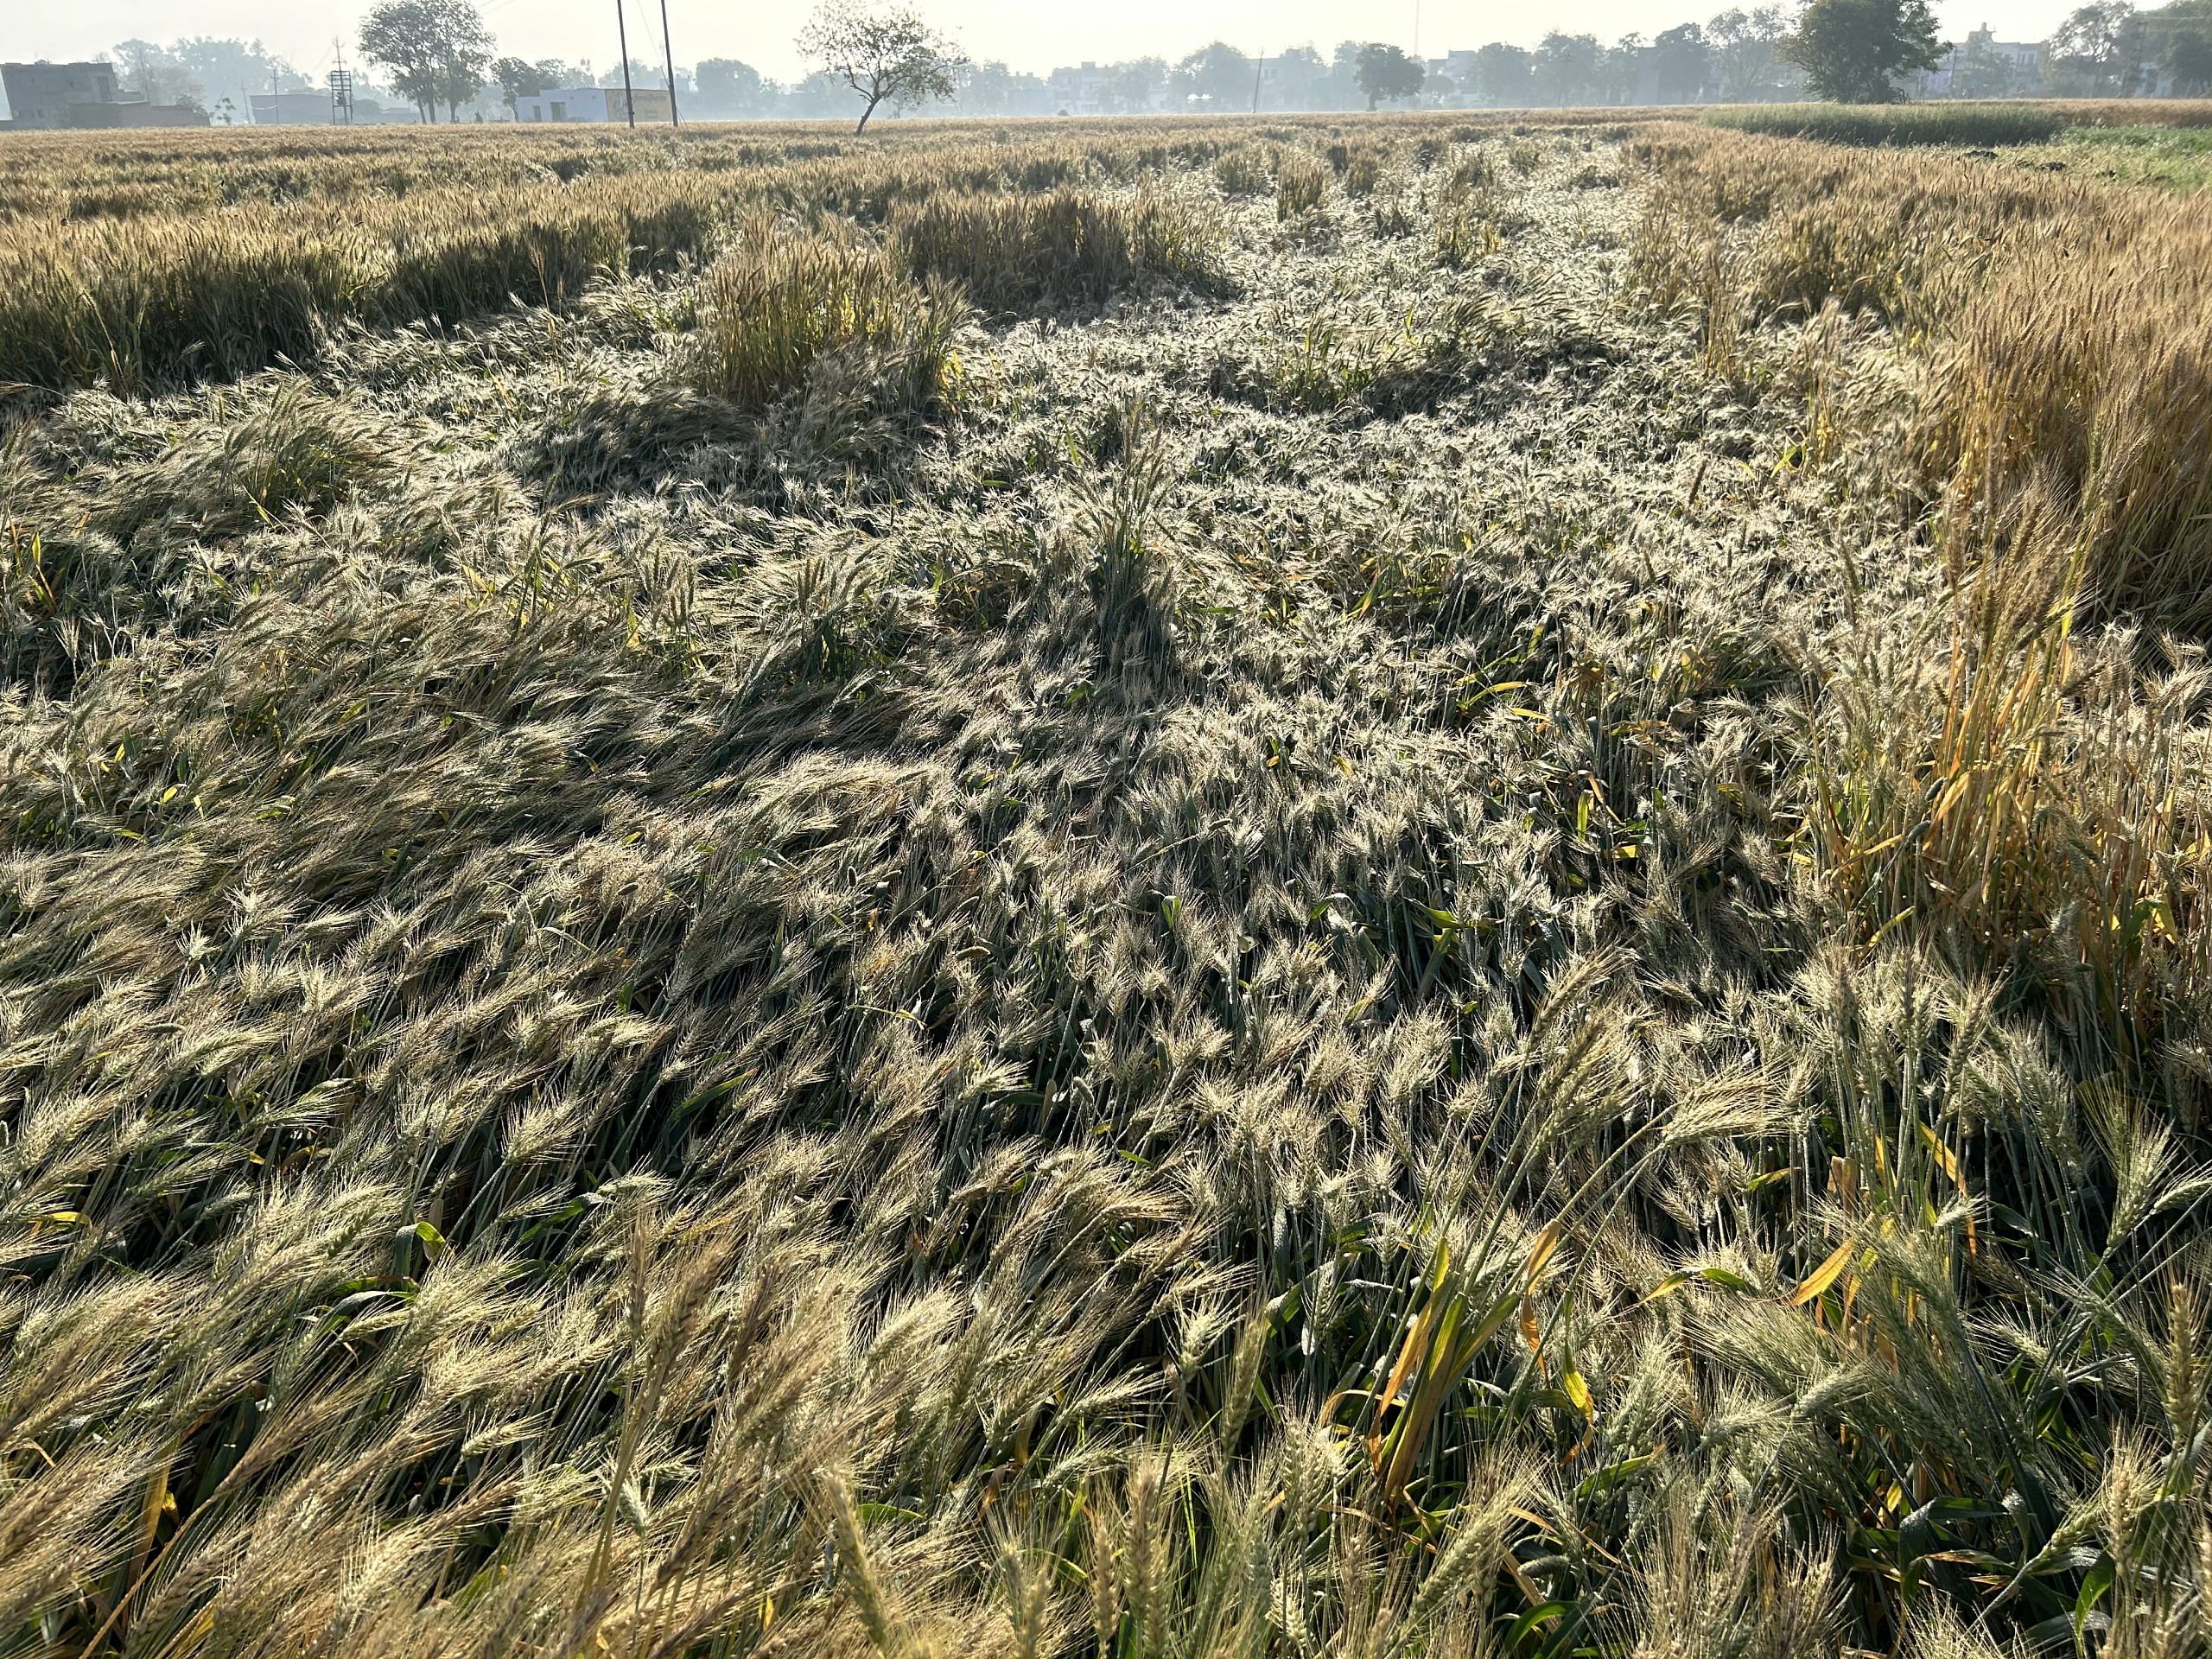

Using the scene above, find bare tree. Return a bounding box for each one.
[797,2,966,133]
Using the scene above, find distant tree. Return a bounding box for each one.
[493,56,545,107]
[788,70,849,117]
[112,39,162,93]
[601,58,686,91]
[2050,1,2138,91]
[1172,42,1256,109]
[1270,46,1330,110]
[1652,22,1712,99]
[798,2,966,132]
[172,37,304,105]
[1472,41,1535,104]
[696,59,769,115]
[359,0,495,122]
[1707,6,1794,98]
[1101,57,1168,111]
[1599,33,1647,101]
[2170,3,2212,92]
[1354,42,1426,109]
[1949,34,2022,95]
[985,66,1050,114]
[1783,0,1942,99]
[1534,31,1604,103]
[1319,41,1365,108]
[112,40,206,107]
[955,60,1016,112]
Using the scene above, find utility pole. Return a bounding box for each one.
[331,41,354,126]
[659,0,681,126]
[1251,50,1264,112]
[616,0,637,127]
[1414,0,1422,59]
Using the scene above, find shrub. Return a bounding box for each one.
[1435,196,1503,268]
[691,220,965,417]
[889,188,1219,314]
[1435,149,1508,268]
[1275,151,1331,219]
[1212,144,1274,196]
[1808,563,2212,1061]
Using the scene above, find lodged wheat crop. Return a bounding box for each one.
[3,105,2212,1659]
[1630,123,2212,629]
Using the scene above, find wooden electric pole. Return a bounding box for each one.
[660,0,681,125]
[617,0,637,126]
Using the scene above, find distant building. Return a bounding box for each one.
[66,100,210,128]
[1,60,119,130]
[0,60,209,130]
[514,86,674,123]
[1924,26,2047,94]
[248,91,401,125]
[1046,62,1110,114]
[1045,60,1170,114]
[251,91,342,124]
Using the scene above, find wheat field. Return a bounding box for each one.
[4,105,2212,1658]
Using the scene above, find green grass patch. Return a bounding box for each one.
[1705,102,2069,147]
[2024,124,2212,189]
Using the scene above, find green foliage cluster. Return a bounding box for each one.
[1783,0,1945,102]
[1705,100,2069,143]
[358,0,497,123]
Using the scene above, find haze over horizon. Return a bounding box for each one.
[5,0,2081,91]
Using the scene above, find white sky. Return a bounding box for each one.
[4,0,2076,87]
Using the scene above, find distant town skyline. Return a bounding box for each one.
[3,0,2086,91]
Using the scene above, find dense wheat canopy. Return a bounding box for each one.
[4,105,2212,1659]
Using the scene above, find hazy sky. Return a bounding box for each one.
[7,0,2076,87]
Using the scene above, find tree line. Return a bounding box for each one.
[65,0,2212,130]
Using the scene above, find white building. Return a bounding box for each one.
[1046,62,1109,114]
[514,85,673,123]
[1924,26,2046,94]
